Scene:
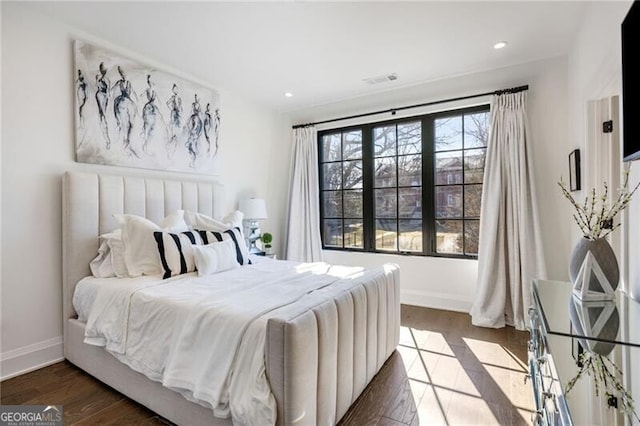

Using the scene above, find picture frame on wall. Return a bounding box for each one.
[569,149,581,192]
[74,40,221,174]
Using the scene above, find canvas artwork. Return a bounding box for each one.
[74,40,221,174]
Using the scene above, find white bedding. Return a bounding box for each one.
[73,256,398,426]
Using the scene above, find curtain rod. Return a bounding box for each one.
[291,84,528,129]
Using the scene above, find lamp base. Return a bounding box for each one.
[248,243,265,255]
[245,219,264,255]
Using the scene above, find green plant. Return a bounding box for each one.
[261,232,273,248]
[558,168,639,239]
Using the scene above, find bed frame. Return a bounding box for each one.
[62,170,400,426]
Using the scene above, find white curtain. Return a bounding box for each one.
[285,126,323,262]
[470,91,546,330]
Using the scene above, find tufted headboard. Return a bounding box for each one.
[62,171,224,331]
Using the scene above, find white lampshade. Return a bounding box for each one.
[240,198,268,220]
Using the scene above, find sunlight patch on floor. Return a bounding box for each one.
[398,325,534,425]
[463,337,522,370]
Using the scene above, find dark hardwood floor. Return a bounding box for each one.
[1,305,532,425]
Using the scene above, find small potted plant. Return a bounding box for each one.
[261,232,273,254]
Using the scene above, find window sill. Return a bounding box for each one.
[321,246,478,260]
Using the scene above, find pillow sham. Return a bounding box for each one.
[89,229,129,278]
[115,211,189,277]
[90,238,115,278]
[104,229,129,277]
[184,210,244,232]
[192,240,240,276]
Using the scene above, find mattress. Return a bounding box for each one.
[72,256,396,425]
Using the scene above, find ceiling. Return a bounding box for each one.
[27,1,588,112]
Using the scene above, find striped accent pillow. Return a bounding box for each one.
[154,227,251,279]
[153,230,204,279]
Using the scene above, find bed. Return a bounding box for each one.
[62,170,400,426]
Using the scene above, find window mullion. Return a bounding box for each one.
[423,117,435,256]
[461,114,466,255]
[395,125,400,252]
[340,133,345,248]
[362,124,374,251]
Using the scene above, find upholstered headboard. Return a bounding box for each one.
[62,171,224,330]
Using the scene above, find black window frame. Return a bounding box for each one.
[318,104,490,259]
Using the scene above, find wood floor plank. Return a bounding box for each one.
[376,416,408,426]
[21,373,126,425]
[338,351,409,426]
[0,362,71,400]
[0,305,532,425]
[72,399,170,426]
[21,368,88,398]
[384,378,417,424]
[414,384,449,426]
[0,387,42,405]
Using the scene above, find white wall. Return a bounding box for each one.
[566,2,637,425]
[0,3,289,379]
[567,0,637,297]
[286,56,572,312]
[567,0,633,249]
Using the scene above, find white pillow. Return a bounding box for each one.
[90,238,115,278]
[193,240,240,276]
[115,211,189,277]
[104,229,129,277]
[184,210,244,232]
[89,229,129,278]
[195,227,251,266]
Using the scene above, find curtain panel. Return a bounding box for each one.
[285,127,323,262]
[470,91,546,330]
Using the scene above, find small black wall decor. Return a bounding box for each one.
[569,149,581,192]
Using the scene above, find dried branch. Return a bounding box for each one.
[558,168,639,239]
[567,351,640,422]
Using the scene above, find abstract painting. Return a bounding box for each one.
[74,40,221,174]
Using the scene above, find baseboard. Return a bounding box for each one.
[400,289,473,313]
[1,336,64,381]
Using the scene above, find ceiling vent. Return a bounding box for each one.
[363,73,398,85]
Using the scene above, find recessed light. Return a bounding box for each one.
[284,92,293,98]
[493,41,508,50]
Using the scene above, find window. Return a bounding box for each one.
[320,130,364,249]
[318,105,489,258]
[434,110,488,256]
[373,121,423,253]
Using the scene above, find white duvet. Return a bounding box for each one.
[73,257,396,425]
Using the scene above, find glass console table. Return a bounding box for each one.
[529,279,640,426]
